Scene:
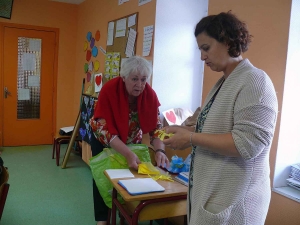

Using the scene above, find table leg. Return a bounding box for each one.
[111,188,117,225]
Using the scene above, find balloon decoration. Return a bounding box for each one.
[84,30,101,89]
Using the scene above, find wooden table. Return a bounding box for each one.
[104,169,188,225]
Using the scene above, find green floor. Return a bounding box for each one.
[0,145,161,225]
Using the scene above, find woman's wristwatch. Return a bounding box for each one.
[155,149,166,155]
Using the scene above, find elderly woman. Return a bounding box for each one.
[163,12,278,225]
[89,55,169,225]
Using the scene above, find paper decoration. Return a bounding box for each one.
[92,46,98,57]
[86,31,92,42]
[86,72,91,82]
[95,30,100,41]
[90,37,95,48]
[94,73,103,92]
[142,25,154,56]
[88,61,93,71]
[84,63,88,73]
[162,109,180,125]
[86,50,92,61]
[94,60,100,71]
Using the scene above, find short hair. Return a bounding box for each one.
[120,55,152,80]
[194,11,252,57]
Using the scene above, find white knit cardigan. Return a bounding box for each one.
[188,59,278,225]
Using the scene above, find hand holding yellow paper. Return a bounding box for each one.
[154,130,174,141]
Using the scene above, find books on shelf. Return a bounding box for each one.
[118,178,165,195]
[174,172,189,186]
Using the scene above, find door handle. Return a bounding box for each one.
[4,87,11,98]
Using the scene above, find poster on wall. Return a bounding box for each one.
[94,73,103,93]
[142,25,154,56]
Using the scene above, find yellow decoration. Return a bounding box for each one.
[149,174,174,182]
[138,162,160,175]
[94,60,100,71]
[138,162,174,182]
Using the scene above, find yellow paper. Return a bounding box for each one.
[138,162,160,175]
[154,130,174,141]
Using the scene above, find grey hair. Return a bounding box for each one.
[120,56,152,80]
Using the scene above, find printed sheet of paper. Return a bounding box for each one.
[28,75,40,87]
[139,0,151,6]
[106,169,134,179]
[142,25,154,56]
[22,53,36,71]
[125,28,137,57]
[18,88,30,100]
[107,22,114,46]
[115,18,127,37]
[128,14,136,27]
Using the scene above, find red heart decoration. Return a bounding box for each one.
[95,75,102,86]
[166,111,176,124]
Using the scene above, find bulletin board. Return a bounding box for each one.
[104,12,138,84]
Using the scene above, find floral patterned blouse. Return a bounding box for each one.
[89,110,162,147]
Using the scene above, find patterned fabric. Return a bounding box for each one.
[188,59,278,225]
[90,110,162,147]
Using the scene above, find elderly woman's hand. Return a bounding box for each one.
[124,151,141,170]
[155,151,170,168]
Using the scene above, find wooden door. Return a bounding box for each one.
[1,25,57,146]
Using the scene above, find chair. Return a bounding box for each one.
[0,166,9,220]
[52,132,81,166]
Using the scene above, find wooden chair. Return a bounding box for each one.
[0,166,9,220]
[52,132,81,166]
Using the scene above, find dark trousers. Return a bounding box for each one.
[91,133,109,222]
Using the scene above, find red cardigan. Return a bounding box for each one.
[93,77,160,143]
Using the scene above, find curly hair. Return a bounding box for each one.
[194,11,252,57]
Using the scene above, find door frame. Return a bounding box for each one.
[0,22,59,146]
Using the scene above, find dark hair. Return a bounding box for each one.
[194,11,252,57]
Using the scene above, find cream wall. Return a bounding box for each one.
[206,1,300,225]
[0,0,78,131]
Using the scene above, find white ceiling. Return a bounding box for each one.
[50,0,85,4]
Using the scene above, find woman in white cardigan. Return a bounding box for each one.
[163,11,278,225]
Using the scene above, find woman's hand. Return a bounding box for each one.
[124,151,140,170]
[155,151,170,168]
[163,126,191,150]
